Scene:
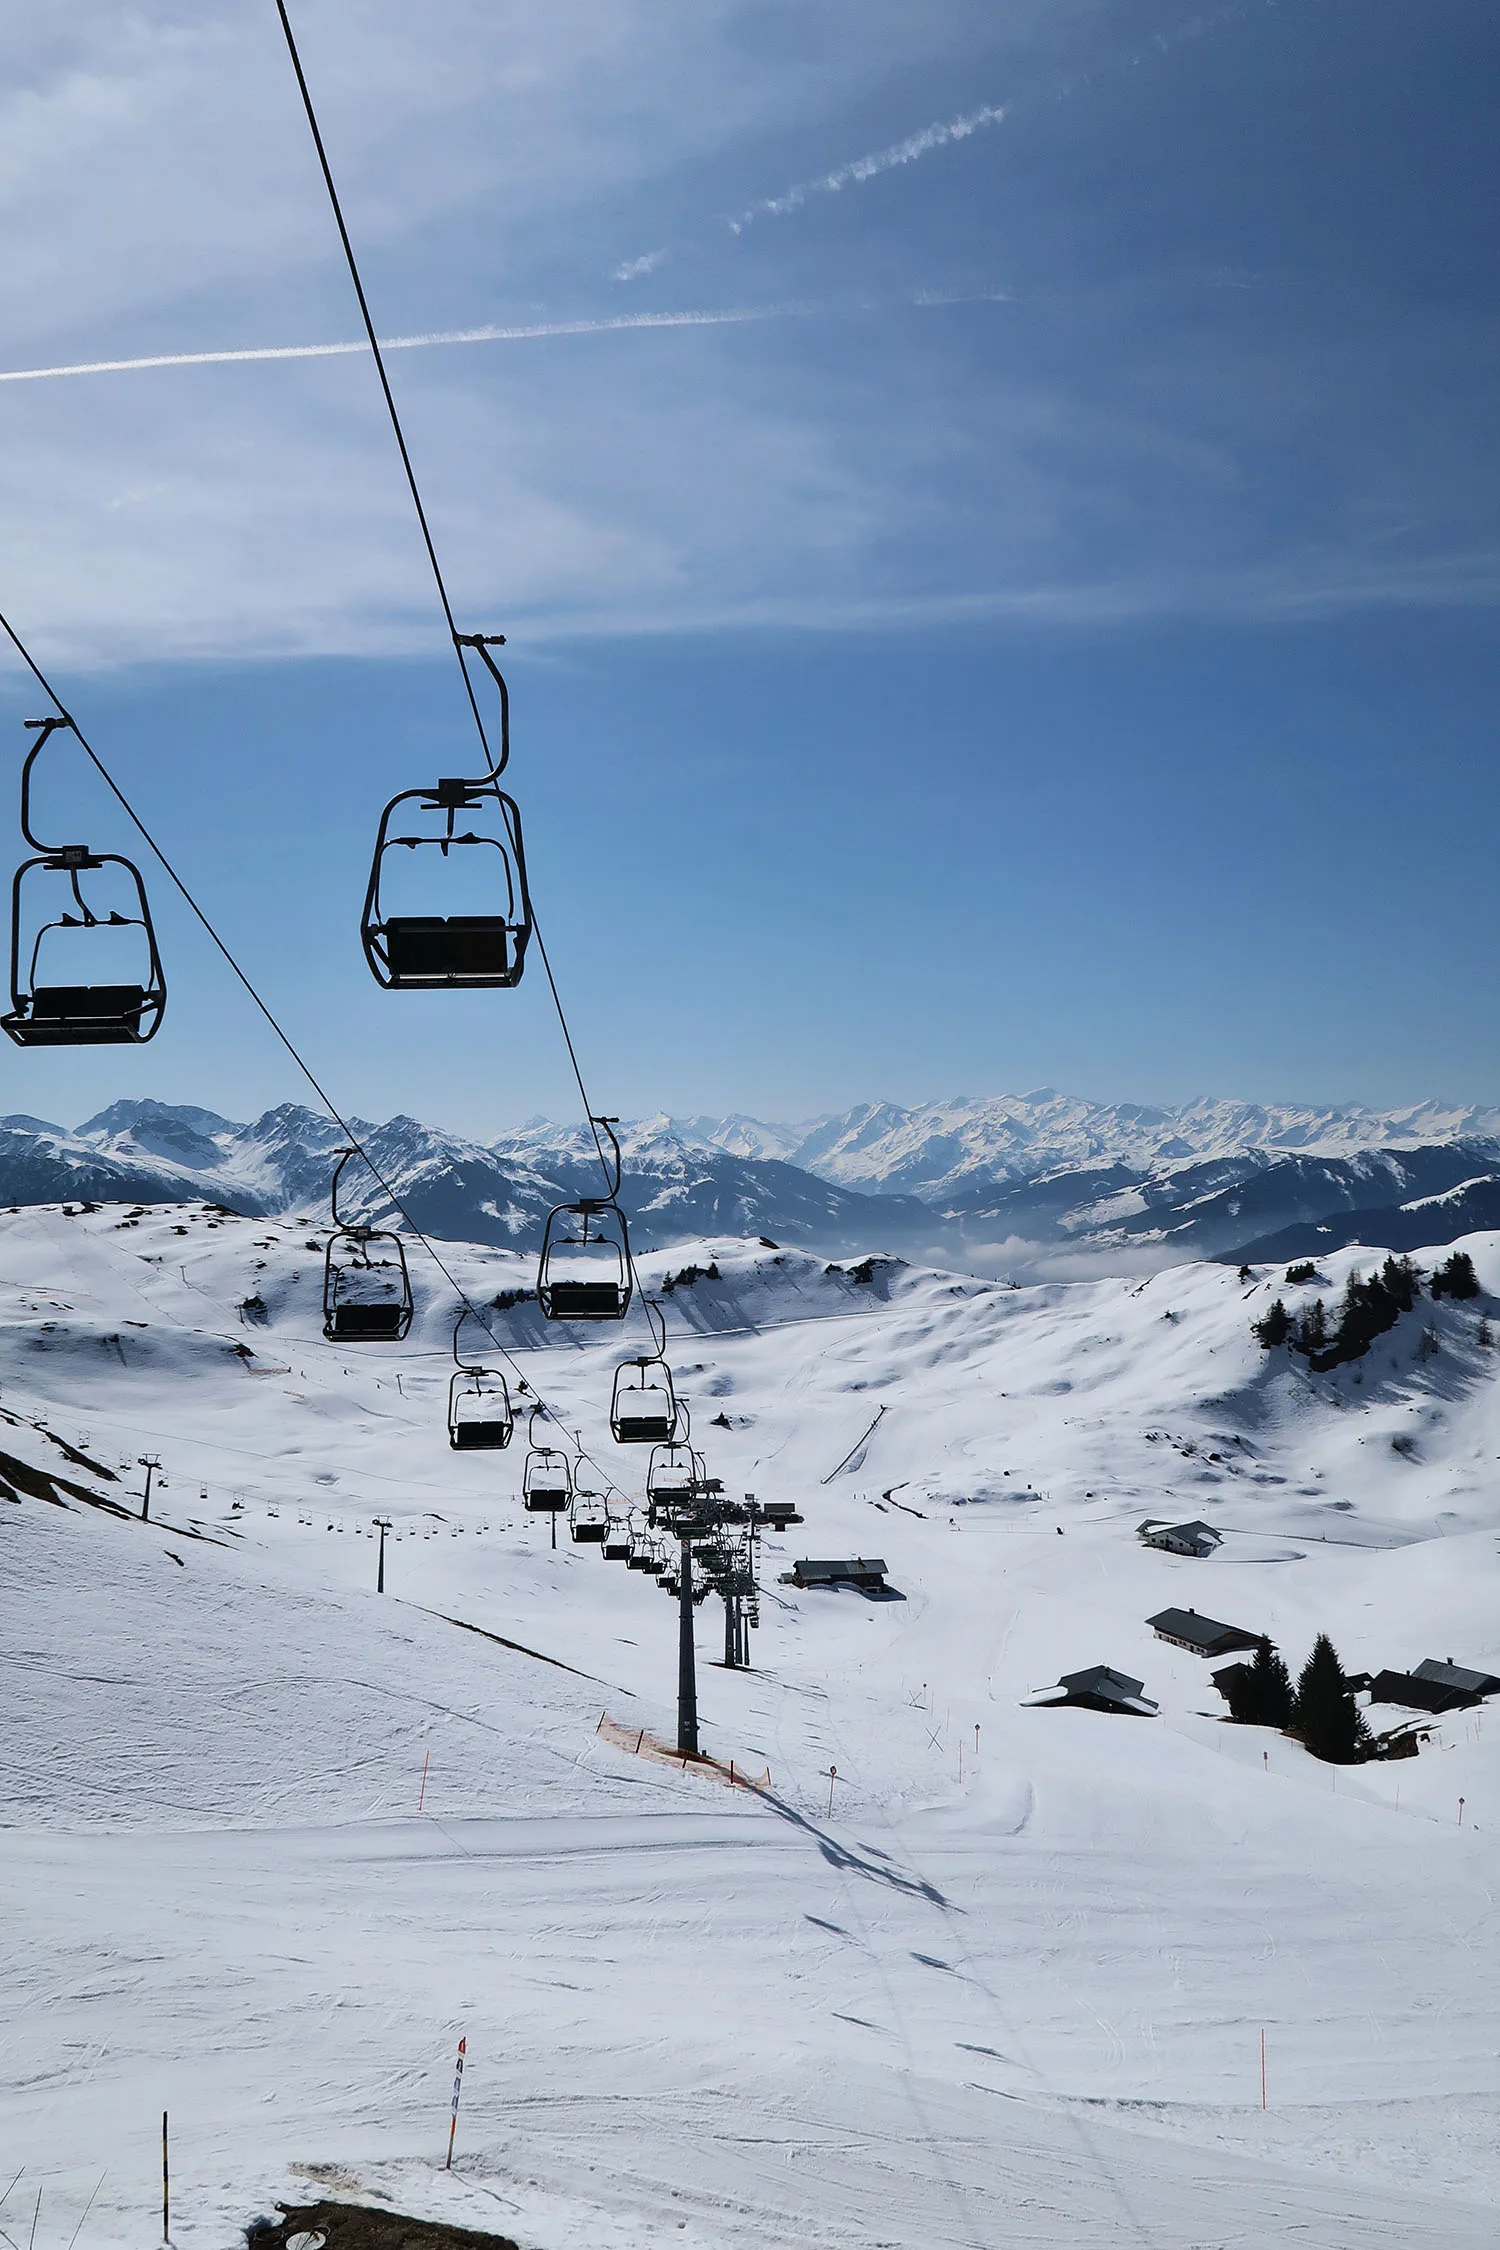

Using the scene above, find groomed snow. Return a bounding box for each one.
[2,1203,1498,2247]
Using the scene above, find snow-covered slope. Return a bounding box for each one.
[3,1201,1499,2247]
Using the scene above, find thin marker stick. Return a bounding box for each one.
[445,2036,466,2169]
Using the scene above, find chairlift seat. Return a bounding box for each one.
[452,1422,512,1451]
[570,1516,609,1545]
[614,1407,676,1444]
[524,1486,570,1512]
[6,983,150,1044]
[382,915,512,985]
[545,1279,630,1320]
[327,1303,408,1340]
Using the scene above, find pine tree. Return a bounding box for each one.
[1224,1636,1296,1727]
[1381,1254,1422,1312]
[1253,1299,1291,1348]
[1315,1267,1403,1368]
[1249,1635,1295,1727]
[1293,1633,1371,1764]
[1292,1298,1327,1355]
[1431,1250,1480,1301]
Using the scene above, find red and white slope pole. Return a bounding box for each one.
[445,2036,466,2170]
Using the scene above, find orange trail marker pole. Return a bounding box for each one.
[1260,2030,1266,2112]
[418,1751,430,1812]
[1458,1796,1465,1826]
[827,1764,837,1816]
[446,2035,466,2169]
[162,2112,169,2241]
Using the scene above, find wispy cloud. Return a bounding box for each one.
[0,304,818,387]
[727,102,1005,233]
[614,249,670,283]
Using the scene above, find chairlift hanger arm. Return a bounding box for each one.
[329,1146,370,1235]
[20,716,84,854]
[452,1303,494,1369]
[591,1115,623,1202]
[452,635,510,782]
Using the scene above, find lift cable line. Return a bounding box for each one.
[272,0,486,756]
[272,0,616,1200]
[0,606,629,1500]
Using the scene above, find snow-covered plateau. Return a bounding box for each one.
[3,1201,1498,2248]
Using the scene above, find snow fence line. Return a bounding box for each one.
[595,1711,770,1791]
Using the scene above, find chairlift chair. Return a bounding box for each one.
[447,1307,514,1450]
[568,1490,610,1545]
[646,1433,704,1525]
[537,1116,632,1322]
[360,639,533,991]
[609,1297,678,1442]
[602,1513,632,1562]
[321,1148,414,1342]
[626,1519,657,1570]
[3,717,165,1047]
[522,1410,572,1511]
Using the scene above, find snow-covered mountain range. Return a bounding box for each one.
[0,1100,936,1258]
[674,1089,1500,1197]
[7,1090,1500,1268]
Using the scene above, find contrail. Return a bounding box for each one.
[728,103,1005,233]
[0,303,815,387]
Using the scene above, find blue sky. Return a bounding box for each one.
[0,0,1495,1139]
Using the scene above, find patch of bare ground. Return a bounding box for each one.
[248,2203,518,2250]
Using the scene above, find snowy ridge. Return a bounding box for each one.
[2,1198,1499,2245]
[668,1089,1500,1198]
[0,1101,936,1257]
[10,1098,1500,1280]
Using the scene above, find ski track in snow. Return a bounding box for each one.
[1,1203,1498,2246]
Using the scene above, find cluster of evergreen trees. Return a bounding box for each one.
[1221,1632,1371,1763]
[1252,1250,1482,1366]
[1430,1249,1480,1299]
